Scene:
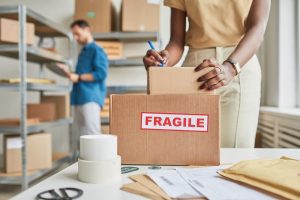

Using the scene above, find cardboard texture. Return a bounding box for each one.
[96,41,123,59]
[74,0,112,33]
[27,103,56,122]
[0,118,40,126]
[121,0,160,32]
[148,67,215,95]
[4,132,52,173]
[110,94,220,165]
[0,18,35,45]
[41,95,70,120]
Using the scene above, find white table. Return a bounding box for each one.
[11,148,300,200]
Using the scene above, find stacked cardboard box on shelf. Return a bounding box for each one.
[96,41,123,60]
[41,95,70,120]
[110,67,220,166]
[0,118,40,126]
[0,18,35,45]
[27,103,56,122]
[4,132,52,173]
[121,0,160,32]
[74,0,112,33]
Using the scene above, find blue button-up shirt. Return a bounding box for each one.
[71,42,108,107]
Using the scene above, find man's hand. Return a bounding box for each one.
[195,58,237,91]
[56,63,71,76]
[69,73,80,83]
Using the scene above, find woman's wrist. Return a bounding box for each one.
[223,61,238,77]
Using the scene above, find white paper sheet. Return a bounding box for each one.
[176,166,275,200]
[147,169,203,199]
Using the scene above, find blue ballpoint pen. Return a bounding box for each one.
[147,40,164,67]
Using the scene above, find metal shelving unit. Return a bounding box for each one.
[0,118,73,134]
[0,153,71,185]
[95,31,159,67]
[0,45,70,63]
[93,31,159,42]
[0,83,71,92]
[109,59,144,67]
[0,5,73,190]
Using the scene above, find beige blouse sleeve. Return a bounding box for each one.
[164,0,186,11]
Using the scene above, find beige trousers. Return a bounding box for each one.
[182,47,261,147]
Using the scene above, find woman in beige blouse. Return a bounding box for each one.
[143,0,271,148]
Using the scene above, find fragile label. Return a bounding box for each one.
[141,112,209,132]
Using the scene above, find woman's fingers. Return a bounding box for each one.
[160,50,169,64]
[146,49,164,63]
[144,49,169,68]
[199,74,226,90]
[207,79,226,90]
[197,67,222,82]
[195,58,217,72]
[143,56,162,67]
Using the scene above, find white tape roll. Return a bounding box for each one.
[78,156,121,184]
[80,135,117,161]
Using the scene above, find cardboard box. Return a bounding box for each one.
[96,41,123,60]
[74,0,111,33]
[27,103,56,122]
[121,0,160,32]
[110,94,220,165]
[0,118,40,126]
[148,67,215,95]
[0,18,35,45]
[4,132,52,173]
[41,95,70,120]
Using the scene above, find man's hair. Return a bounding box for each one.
[70,19,90,28]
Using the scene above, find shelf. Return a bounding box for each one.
[0,45,70,64]
[109,59,144,67]
[107,86,147,94]
[0,152,72,185]
[0,5,69,37]
[0,82,71,92]
[93,32,159,42]
[101,117,109,125]
[0,118,72,134]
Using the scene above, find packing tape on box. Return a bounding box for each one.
[78,156,121,184]
[80,135,117,161]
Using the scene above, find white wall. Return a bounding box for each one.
[0,0,172,154]
[259,0,299,108]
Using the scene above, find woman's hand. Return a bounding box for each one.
[143,49,169,69]
[195,58,237,91]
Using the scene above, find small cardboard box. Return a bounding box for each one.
[110,94,220,165]
[4,132,52,173]
[121,0,160,32]
[0,18,35,45]
[74,0,112,33]
[96,41,123,60]
[27,103,56,122]
[0,118,40,126]
[41,95,70,120]
[148,67,215,95]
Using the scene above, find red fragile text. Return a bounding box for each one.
[141,112,208,132]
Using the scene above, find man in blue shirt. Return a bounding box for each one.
[58,20,108,151]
